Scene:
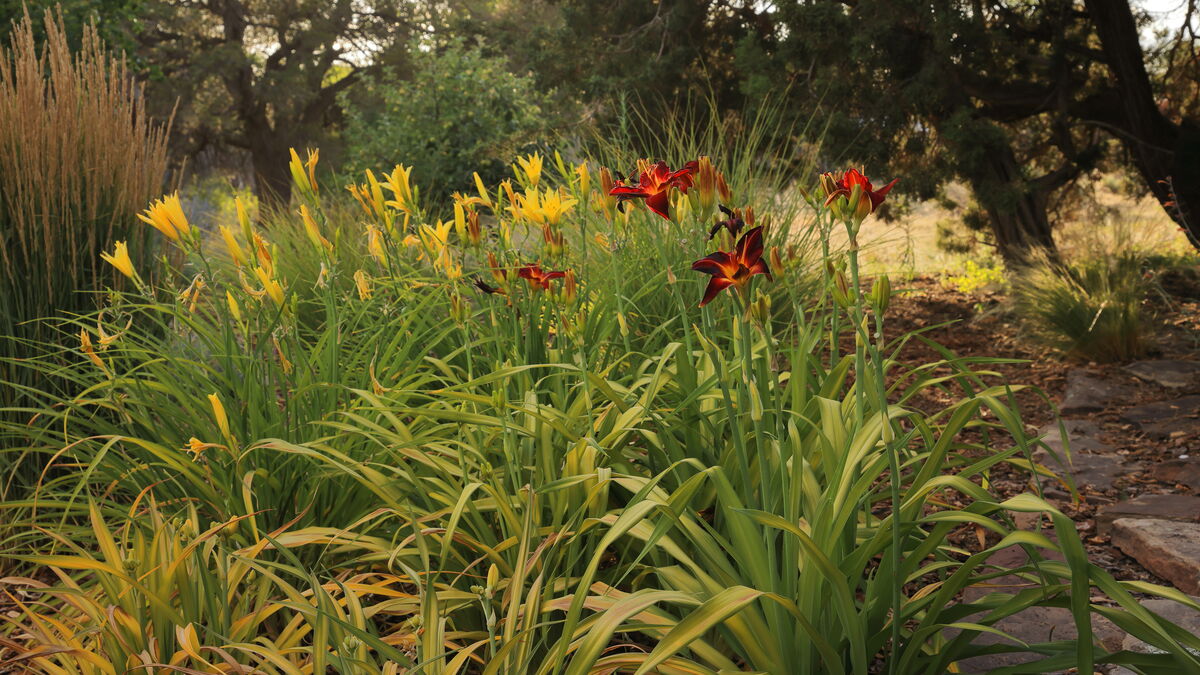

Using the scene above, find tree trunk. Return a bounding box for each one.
[948,123,1059,264]
[1084,0,1200,249]
[250,136,293,210]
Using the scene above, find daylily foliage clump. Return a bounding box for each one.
[5,140,1199,675]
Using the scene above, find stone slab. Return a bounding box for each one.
[1096,494,1200,535]
[1037,419,1112,454]
[954,605,1126,673]
[1119,596,1200,656]
[1151,458,1200,490]
[1033,447,1132,491]
[1120,395,1200,441]
[1061,370,1132,415]
[1125,360,1200,390]
[1112,518,1200,594]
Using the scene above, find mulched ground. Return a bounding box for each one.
[886,275,1200,584]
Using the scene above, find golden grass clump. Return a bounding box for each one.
[0,8,170,399]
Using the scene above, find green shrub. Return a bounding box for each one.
[1013,251,1147,361]
[340,39,554,204]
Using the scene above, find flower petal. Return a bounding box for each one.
[609,185,649,198]
[699,276,734,307]
[645,190,672,219]
[869,178,899,209]
[691,251,734,275]
[747,259,773,282]
[735,226,765,267]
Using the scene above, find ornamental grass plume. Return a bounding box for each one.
[0,8,169,415]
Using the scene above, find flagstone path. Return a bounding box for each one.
[962,358,1200,673]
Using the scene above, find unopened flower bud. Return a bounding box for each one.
[832,269,852,307]
[563,269,577,302]
[870,273,892,314]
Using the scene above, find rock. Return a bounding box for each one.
[955,541,1126,672]
[1118,596,1200,656]
[1120,395,1200,441]
[1037,419,1112,454]
[1151,458,1200,490]
[1033,448,1132,491]
[1125,360,1200,390]
[1096,494,1200,535]
[953,605,1127,672]
[1061,370,1132,415]
[1111,518,1200,594]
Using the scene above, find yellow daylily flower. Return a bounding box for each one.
[254,266,284,306]
[354,269,372,300]
[272,336,293,374]
[235,196,253,242]
[79,329,109,376]
[382,164,417,215]
[138,193,191,242]
[515,152,544,187]
[366,224,387,263]
[219,226,247,266]
[226,291,242,323]
[576,162,591,196]
[501,179,517,212]
[100,241,136,280]
[207,393,231,441]
[538,188,577,225]
[289,148,319,198]
[420,220,453,258]
[177,275,205,313]
[299,205,333,252]
[473,172,493,208]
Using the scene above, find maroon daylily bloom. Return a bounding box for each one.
[473,277,506,295]
[517,264,567,291]
[821,168,898,213]
[608,160,698,219]
[691,226,772,307]
[707,204,745,240]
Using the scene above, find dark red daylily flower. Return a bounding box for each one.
[691,226,772,307]
[518,264,567,291]
[473,277,506,295]
[820,168,898,213]
[707,205,745,240]
[608,160,699,219]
